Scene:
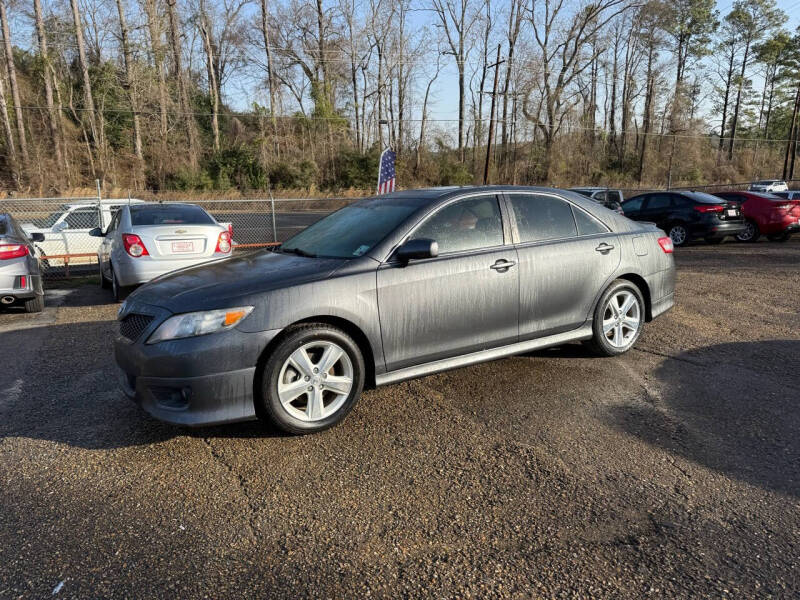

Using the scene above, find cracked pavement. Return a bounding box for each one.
[1,239,798,598]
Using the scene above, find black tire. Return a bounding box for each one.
[256,324,365,434]
[668,224,689,247]
[99,262,111,289]
[584,279,645,357]
[767,232,791,242]
[736,219,760,243]
[24,295,44,313]
[111,265,129,302]
[704,237,724,245]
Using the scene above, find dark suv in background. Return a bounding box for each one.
[621,191,745,246]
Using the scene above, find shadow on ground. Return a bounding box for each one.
[606,339,800,498]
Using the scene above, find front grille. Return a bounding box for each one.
[120,313,154,341]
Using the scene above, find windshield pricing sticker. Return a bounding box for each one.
[353,245,370,257]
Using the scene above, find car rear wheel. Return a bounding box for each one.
[668,224,688,246]
[736,220,760,242]
[257,324,365,434]
[767,232,790,242]
[585,280,645,357]
[23,295,44,313]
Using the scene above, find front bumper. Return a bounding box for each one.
[114,302,280,426]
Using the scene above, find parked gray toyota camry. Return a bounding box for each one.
[115,186,676,434]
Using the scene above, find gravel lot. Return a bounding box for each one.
[1,239,798,599]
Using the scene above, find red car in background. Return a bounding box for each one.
[714,191,800,242]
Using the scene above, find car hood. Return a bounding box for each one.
[128,249,348,313]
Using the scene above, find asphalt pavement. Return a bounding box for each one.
[0,238,798,598]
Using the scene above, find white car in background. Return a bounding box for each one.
[21,199,145,261]
[748,180,789,193]
[92,202,233,301]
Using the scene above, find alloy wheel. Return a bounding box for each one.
[669,225,687,246]
[737,221,756,242]
[277,340,354,422]
[602,290,641,349]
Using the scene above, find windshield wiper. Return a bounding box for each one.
[282,247,317,258]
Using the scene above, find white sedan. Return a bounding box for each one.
[92,203,233,301]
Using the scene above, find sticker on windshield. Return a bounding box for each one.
[353,244,370,256]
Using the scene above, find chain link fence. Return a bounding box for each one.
[0,194,351,279]
[4,180,799,279]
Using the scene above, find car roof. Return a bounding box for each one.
[64,199,145,208]
[129,202,205,210]
[358,185,588,207]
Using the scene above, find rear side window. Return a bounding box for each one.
[573,208,608,236]
[509,194,577,243]
[131,205,214,226]
[414,196,504,254]
[0,217,8,236]
[645,195,672,210]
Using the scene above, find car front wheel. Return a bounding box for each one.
[585,279,645,357]
[257,324,365,434]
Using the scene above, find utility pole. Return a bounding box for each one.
[483,45,505,185]
[783,83,800,181]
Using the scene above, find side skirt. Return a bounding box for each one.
[375,324,594,387]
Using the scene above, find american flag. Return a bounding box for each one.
[377,148,396,194]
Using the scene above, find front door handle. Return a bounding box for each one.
[490,259,516,272]
[595,243,615,254]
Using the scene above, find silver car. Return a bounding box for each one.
[91,203,233,301]
[0,213,46,312]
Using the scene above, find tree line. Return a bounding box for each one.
[0,0,799,195]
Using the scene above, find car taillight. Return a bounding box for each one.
[123,234,149,257]
[657,236,674,254]
[215,231,232,253]
[227,224,233,237]
[693,205,724,213]
[0,244,29,259]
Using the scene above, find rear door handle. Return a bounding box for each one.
[595,243,615,254]
[490,259,516,272]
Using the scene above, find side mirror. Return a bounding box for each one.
[88,227,104,237]
[395,238,439,263]
[53,221,68,232]
[30,232,45,242]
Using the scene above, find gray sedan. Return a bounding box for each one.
[91,203,232,301]
[0,213,45,312]
[114,186,676,434]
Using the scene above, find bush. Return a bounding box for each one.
[206,146,268,190]
[269,160,318,189]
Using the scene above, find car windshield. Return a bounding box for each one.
[684,192,725,204]
[281,200,422,259]
[130,204,214,226]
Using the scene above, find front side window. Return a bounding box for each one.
[413,196,504,254]
[509,194,577,243]
[622,196,644,213]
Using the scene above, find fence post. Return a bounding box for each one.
[268,185,277,242]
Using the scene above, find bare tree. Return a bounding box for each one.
[166,0,200,165]
[431,0,478,161]
[33,0,63,168]
[114,0,144,161]
[70,0,102,174]
[0,1,27,162]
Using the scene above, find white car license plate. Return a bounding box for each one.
[171,241,195,253]
[726,209,738,217]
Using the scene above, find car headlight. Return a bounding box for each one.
[146,306,254,344]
